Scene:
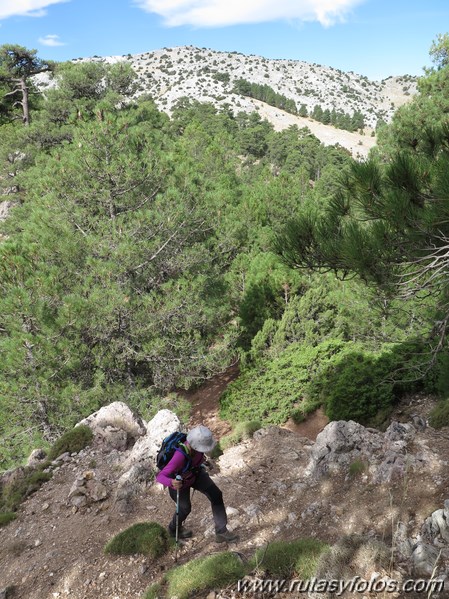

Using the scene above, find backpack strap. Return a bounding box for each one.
[175,443,193,473]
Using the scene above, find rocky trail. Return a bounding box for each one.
[1,373,449,599]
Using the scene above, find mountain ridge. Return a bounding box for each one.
[62,45,419,159]
[102,45,418,127]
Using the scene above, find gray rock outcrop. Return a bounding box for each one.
[123,408,180,470]
[77,401,146,449]
[113,409,180,513]
[306,420,425,483]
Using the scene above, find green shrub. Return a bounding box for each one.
[219,420,261,450]
[0,469,52,513]
[47,425,93,461]
[104,522,169,558]
[307,347,395,425]
[0,512,17,527]
[252,538,329,578]
[429,400,449,429]
[165,551,246,599]
[290,408,306,424]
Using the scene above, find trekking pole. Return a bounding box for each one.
[174,475,182,563]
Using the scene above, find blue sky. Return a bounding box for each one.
[0,0,447,80]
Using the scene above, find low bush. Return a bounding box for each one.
[104,522,169,558]
[290,408,306,424]
[307,347,395,425]
[165,551,246,599]
[429,400,449,429]
[251,538,329,579]
[0,512,17,527]
[47,425,93,461]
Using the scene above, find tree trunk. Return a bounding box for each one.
[20,76,30,126]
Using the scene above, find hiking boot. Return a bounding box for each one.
[168,526,192,539]
[215,530,239,543]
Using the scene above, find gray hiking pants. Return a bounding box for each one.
[168,469,227,534]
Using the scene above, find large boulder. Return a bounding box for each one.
[77,402,146,450]
[123,409,181,470]
[113,409,181,513]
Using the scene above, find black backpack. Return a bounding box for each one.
[156,431,192,472]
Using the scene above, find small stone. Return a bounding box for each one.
[139,564,149,575]
[42,502,50,511]
[34,539,42,547]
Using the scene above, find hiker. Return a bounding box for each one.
[156,425,239,543]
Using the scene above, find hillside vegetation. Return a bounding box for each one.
[1,35,449,472]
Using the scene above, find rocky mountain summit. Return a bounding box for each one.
[111,46,417,128]
[36,45,419,159]
[1,396,449,599]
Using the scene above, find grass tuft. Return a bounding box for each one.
[47,424,93,460]
[143,582,162,599]
[251,538,329,579]
[104,522,169,558]
[219,420,261,450]
[348,459,367,477]
[314,534,389,582]
[165,551,246,599]
[0,512,17,527]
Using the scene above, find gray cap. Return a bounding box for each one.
[187,425,216,453]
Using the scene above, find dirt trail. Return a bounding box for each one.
[182,364,240,438]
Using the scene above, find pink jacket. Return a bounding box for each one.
[156,445,204,489]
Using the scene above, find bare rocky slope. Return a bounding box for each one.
[37,45,418,159]
[1,388,449,599]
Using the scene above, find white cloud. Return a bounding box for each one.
[38,34,65,46]
[134,0,365,27]
[0,1,68,20]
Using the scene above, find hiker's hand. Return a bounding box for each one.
[172,478,183,490]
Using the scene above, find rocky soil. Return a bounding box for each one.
[1,385,449,599]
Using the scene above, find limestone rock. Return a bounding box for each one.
[114,462,154,515]
[67,471,109,508]
[306,420,383,477]
[123,409,180,470]
[306,419,423,483]
[421,500,449,545]
[77,401,146,449]
[411,542,441,577]
[26,449,48,469]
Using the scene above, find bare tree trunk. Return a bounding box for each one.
[20,76,30,126]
